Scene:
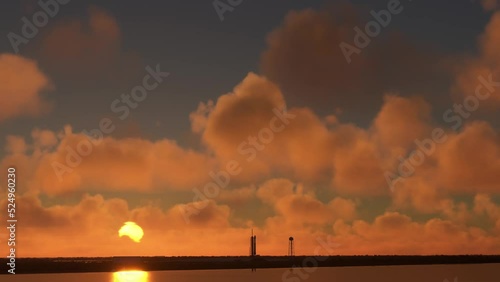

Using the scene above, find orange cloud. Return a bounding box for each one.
[217,186,256,205]
[330,124,387,195]
[257,178,357,226]
[41,6,120,69]
[194,73,333,187]
[1,126,216,196]
[260,7,442,113]
[482,0,499,11]
[0,194,236,257]
[433,122,500,194]
[36,5,142,83]
[454,12,500,106]
[31,128,58,149]
[329,212,499,255]
[191,72,467,197]
[474,194,500,234]
[0,54,52,122]
[0,187,499,257]
[3,4,500,259]
[200,72,286,159]
[3,69,498,201]
[195,72,333,184]
[373,95,432,152]
[5,136,28,154]
[395,122,500,193]
[388,121,500,216]
[0,191,343,257]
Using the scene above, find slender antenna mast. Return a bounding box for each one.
[249,228,257,256]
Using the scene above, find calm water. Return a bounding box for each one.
[5,264,499,282]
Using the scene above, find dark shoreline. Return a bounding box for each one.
[2,255,500,275]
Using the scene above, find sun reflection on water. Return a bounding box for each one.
[112,270,149,282]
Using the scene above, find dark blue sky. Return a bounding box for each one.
[0,0,492,145]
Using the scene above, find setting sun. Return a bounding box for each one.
[118,222,144,243]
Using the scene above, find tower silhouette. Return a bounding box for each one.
[250,229,257,256]
[288,237,294,256]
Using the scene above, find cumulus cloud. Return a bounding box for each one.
[200,72,286,158]
[218,186,256,205]
[1,1,500,259]
[259,7,443,114]
[474,194,500,234]
[31,129,58,150]
[5,136,28,154]
[256,178,295,205]
[388,121,500,218]
[7,190,498,257]
[3,68,499,201]
[2,27,500,256]
[373,95,432,152]
[257,178,358,226]
[0,54,52,122]
[482,0,499,11]
[433,122,500,193]
[195,72,333,183]
[40,6,120,69]
[329,212,500,255]
[188,70,496,198]
[393,122,500,196]
[0,194,236,257]
[190,100,215,134]
[454,12,500,106]
[194,72,385,192]
[1,126,216,196]
[36,5,141,83]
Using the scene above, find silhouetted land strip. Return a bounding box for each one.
[2,255,500,274]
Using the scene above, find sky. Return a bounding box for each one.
[0,0,500,257]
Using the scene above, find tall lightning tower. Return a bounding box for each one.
[288,237,294,256]
[250,229,257,256]
[253,234,256,256]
